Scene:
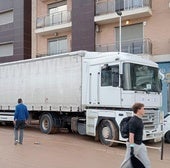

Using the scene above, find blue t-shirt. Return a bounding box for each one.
[14,103,29,121]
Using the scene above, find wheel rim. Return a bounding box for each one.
[99,120,118,146]
[42,118,49,131]
[102,126,111,139]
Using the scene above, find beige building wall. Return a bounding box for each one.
[33,0,72,57]
[96,23,116,45]
[33,0,170,61]
[144,0,170,56]
[96,0,170,61]
[37,0,48,18]
[32,0,37,58]
[96,18,146,45]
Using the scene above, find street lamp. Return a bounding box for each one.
[116,11,122,52]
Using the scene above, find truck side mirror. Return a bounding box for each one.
[102,64,111,71]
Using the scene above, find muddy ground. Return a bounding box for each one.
[0,125,170,168]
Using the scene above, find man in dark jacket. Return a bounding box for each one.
[14,98,29,145]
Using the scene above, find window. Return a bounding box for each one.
[115,23,143,54]
[123,63,162,92]
[48,1,67,25]
[115,0,144,11]
[101,65,119,87]
[48,37,67,55]
[0,43,13,57]
[0,10,13,25]
[115,0,124,11]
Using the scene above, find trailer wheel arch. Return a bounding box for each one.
[40,113,58,134]
[97,118,119,146]
[165,130,170,143]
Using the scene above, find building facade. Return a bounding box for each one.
[33,0,170,114]
[0,0,32,63]
[0,0,169,114]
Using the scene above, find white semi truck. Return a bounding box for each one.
[0,51,163,146]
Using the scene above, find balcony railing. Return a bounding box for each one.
[36,10,71,28]
[96,0,152,15]
[96,38,152,55]
[36,49,69,58]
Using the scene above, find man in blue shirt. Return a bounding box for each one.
[14,98,29,145]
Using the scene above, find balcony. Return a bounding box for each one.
[36,49,70,58]
[95,0,152,24]
[35,10,71,36]
[96,38,152,55]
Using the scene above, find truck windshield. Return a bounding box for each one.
[123,63,162,92]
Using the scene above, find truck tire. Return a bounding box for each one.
[40,113,57,134]
[165,131,170,143]
[98,119,118,147]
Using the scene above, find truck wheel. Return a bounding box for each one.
[98,119,118,147]
[40,113,57,134]
[165,131,170,143]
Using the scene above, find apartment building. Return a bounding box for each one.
[33,0,170,113]
[0,0,31,63]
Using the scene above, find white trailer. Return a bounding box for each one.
[0,51,163,146]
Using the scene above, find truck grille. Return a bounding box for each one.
[142,110,159,130]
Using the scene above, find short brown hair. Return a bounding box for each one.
[18,98,22,104]
[132,103,144,114]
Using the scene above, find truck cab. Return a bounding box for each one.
[82,52,163,146]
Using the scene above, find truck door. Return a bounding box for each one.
[88,65,100,105]
[99,64,121,107]
[88,64,121,107]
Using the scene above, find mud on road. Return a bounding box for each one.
[0,125,170,168]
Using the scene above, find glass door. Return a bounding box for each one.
[48,1,67,25]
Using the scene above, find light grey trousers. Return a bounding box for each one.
[14,128,24,143]
[121,142,151,168]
